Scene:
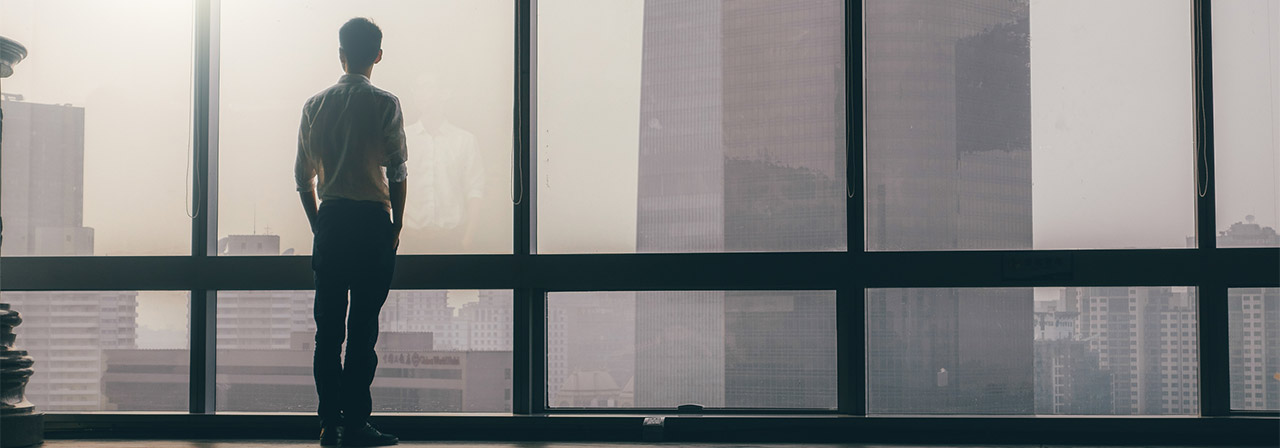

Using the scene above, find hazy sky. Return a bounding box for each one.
[2,1,1277,333]
[3,0,1275,257]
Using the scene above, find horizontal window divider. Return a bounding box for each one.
[39,413,1278,445]
[2,248,1275,291]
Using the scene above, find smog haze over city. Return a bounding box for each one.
[0,0,1276,414]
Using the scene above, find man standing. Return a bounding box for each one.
[296,17,405,447]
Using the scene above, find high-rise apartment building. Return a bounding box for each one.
[1034,299,1114,415]
[216,235,315,350]
[1071,286,1199,415]
[547,292,635,407]
[1,98,140,410]
[1228,287,1279,410]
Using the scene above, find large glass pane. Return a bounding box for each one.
[1230,288,1280,410]
[535,0,847,254]
[547,291,836,409]
[0,0,192,256]
[216,289,512,413]
[3,291,189,411]
[1213,0,1280,247]
[867,287,1198,415]
[865,0,1195,251]
[218,1,514,255]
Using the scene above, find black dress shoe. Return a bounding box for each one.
[341,423,398,447]
[319,425,341,446]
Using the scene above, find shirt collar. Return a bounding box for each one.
[338,73,371,85]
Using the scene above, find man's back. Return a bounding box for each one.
[296,73,407,210]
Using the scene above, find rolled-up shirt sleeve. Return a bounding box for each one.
[383,97,408,169]
[295,103,317,192]
[386,161,408,183]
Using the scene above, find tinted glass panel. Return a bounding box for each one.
[216,290,512,412]
[1212,0,1280,247]
[1,0,193,256]
[536,0,847,253]
[868,287,1198,415]
[547,290,837,409]
[218,0,514,255]
[1229,288,1280,410]
[4,291,190,411]
[865,0,1194,251]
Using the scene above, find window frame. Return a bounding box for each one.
[0,0,1276,442]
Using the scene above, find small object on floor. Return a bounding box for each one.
[319,425,340,446]
[642,416,665,442]
[341,422,399,447]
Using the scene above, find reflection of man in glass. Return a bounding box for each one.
[401,74,484,253]
[295,18,402,447]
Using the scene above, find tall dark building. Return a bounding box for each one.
[633,0,843,408]
[864,0,1034,414]
[0,99,94,256]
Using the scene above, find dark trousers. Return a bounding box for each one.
[312,199,396,428]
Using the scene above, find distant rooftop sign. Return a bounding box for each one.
[0,36,28,78]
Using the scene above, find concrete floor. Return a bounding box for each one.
[38,442,1257,448]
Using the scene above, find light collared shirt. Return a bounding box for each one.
[403,120,484,230]
[295,73,408,210]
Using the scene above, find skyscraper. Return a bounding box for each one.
[0,99,94,256]
[863,0,1034,414]
[632,0,843,408]
[1,98,139,410]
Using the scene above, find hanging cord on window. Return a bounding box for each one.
[185,9,201,220]
[844,64,855,200]
[1194,7,1209,199]
[511,73,524,206]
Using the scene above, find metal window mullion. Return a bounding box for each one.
[512,0,535,415]
[1192,0,1228,418]
[528,288,547,414]
[189,0,218,415]
[837,0,867,417]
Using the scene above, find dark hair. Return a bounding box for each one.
[339,17,382,69]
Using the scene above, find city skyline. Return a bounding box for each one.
[0,0,1276,415]
[0,0,1272,258]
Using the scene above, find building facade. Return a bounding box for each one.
[864,0,1034,414]
[2,98,143,411]
[631,0,843,409]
